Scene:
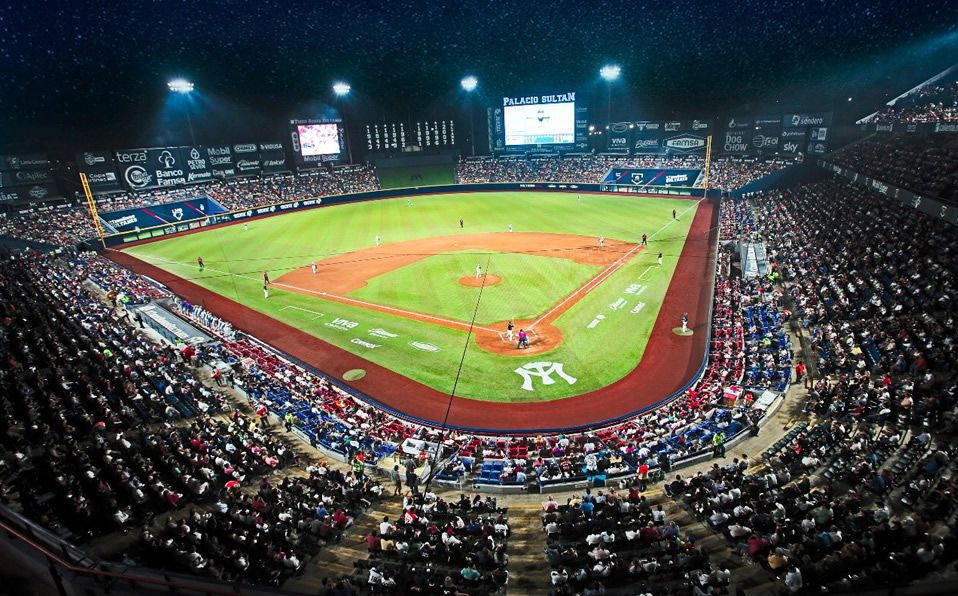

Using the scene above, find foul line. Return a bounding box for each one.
[125,252,500,334]
[529,199,701,329]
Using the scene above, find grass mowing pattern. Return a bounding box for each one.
[350,250,601,325]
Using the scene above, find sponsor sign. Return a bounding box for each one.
[116,146,212,190]
[722,131,749,154]
[725,117,753,130]
[783,112,832,127]
[206,146,236,178]
[409,341,440,352]
[0,153,51,170]
[664,134,705,152]
[0,170,54,188]
[369,328,398,339]
[350,338,380,349]
[75,151,123,192]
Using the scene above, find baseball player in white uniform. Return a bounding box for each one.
[475,264,482,279]
[311,261,317,275]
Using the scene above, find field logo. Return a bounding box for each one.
[351,338,380,349]
[325,318,359,330]
[369,328,398,339]
[514,362,577,392]
[410,341,440,352]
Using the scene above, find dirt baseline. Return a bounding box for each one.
[277,232,634,295]
[274,232,638,355]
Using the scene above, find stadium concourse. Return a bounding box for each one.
[0,156,956,596]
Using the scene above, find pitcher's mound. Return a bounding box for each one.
[459,274,501,287]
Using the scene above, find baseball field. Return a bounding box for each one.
[113,190,717,431]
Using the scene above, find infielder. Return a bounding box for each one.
[599,236,605,248]
[508,223,513,232]
[375,235,381,246]
[311,261,317,275]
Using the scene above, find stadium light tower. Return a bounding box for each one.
[599,64,621,126]
[461,76,478,156]
[167,79,196,145]
[332,82,355,163]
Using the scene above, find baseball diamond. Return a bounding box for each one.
[112,190,716,432]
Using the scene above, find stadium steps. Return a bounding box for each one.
[502,503,552,595]
[283,497,407,592]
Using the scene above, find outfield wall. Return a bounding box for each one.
[99,182,710,248]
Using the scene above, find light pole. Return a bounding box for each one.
[167,78,196,145]
[333,81,355,164]
[461,76,478,156]
[599,65,621,126]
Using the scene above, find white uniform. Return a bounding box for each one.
[311,262,317,275]
[375,235,381,246]
[264,284,269,299]
[243,223,248,231]
[599,236,604,248]
[476,264,482,279]
[508,224,513,232]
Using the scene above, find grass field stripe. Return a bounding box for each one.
[269,281,500,333]
[122,250,501,334]
[529,199,700,329]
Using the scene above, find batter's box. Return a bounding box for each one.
[497,329,540,343]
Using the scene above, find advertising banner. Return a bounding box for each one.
[0,183,60,203]
[632,121,661,154]
[232,143,262,176]
[606,168,702,187]
[0,169,54,188]
[258,142,288,174]
[76,151,124,193]
[606,122,632,151]
[101,197,227,232]
[206,146,236,178]
[0,153,51,171]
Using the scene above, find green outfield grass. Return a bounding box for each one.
[376,163,456,188]
[350,250,601,325]
[123,191,697,402]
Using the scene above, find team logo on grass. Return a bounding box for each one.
[409,341,440,352]
[350,338,380,349]
[514,362,577,392]
[369,328,398,339]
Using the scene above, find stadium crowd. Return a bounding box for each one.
[456,155,789,192]
[669,176,958,592]
[830,134,958,204]
[866,80,958,124]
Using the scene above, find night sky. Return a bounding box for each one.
[1,0,956,152]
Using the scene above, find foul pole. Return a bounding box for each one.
[79,173,106,249]
[703,134,713,197]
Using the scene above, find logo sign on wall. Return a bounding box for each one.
[206,146,236,178]
[664,134,706,152]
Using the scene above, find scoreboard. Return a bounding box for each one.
[365,119,457,152]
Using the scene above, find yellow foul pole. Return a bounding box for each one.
[79,173,106,249]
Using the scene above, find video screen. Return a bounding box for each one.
[297,123,341,156]
[504,102,575,145]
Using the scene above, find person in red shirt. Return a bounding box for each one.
[794,361,806,385]
[365,531,382,552]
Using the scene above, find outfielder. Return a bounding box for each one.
[375,235,381,246]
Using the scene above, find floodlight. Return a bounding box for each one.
[599,64,621,82]
[333,81,351,96]
[461,76,478,92]
[167,79,194,93]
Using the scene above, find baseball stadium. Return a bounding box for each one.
[1,2,957,596]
